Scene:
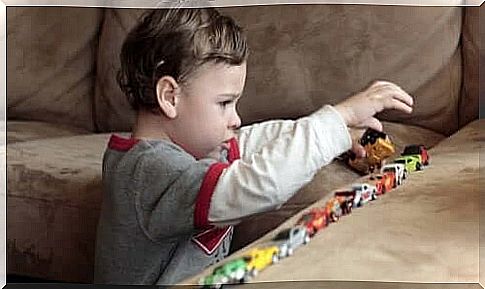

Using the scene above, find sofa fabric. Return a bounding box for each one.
[7,133,114,282]
[460,6,483,129]
[94,9,146,132]
[7,121,89,144]
[185,119,481,285]
[6,7,103,131]
[94,5,463,135]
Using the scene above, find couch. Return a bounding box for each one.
[6,4,483,284]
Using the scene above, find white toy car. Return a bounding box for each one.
[351,183,377,207]
[381,163,406,186]
[272,226,310,258]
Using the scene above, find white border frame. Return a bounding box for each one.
[1,0,6,288]
[0,1,482,288]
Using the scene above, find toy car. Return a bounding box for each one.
[351,183,377,207]
[272,226,310,257]
[381,163,406,186]
[324,197,343,222]
[334,191,355,215]
[296,208,328,237]
[402,144,429,166]
[199,271,228,289]
[393,155,422,173]
[200,257,248,288]
[243,246,280,279]
[370,173,395,195]
[359,128,396,173]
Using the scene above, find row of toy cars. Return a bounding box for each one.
[199,129,430,288]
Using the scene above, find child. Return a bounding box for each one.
[93,7,413,285]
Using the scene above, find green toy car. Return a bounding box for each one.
[199,257,249,288]
[393,155,422,173]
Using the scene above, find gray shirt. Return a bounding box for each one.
[94,137,235,285]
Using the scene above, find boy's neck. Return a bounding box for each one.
[132,108,171,142]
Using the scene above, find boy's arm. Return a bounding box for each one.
[235,119,297,161]
[206,105,352,226]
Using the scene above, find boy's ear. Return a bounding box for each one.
[155,76,180,119]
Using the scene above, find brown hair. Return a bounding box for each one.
[117,8,249,111]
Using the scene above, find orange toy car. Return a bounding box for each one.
[296,208,328,237]
[324,197,343,223]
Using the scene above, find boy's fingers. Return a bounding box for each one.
[351,143,367,158]
[386,98,413,114]
[355,117,383,131]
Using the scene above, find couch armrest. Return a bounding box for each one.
[459,6,483,127]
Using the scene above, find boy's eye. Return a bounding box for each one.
[219,100,232,108]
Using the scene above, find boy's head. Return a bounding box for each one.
[118,8,248,158]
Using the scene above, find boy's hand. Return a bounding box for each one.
[349,127,366,158]
[334,80,414,131]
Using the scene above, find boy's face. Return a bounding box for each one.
[172,62,247,159]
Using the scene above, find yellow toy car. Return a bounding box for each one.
[244,246,280,278]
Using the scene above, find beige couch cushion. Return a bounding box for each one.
[94,9,146,132]
[7,7,103,131]
[460,6,483,128]
[94,6,463,136]
[7,121,89,144]
[7,133,111,282]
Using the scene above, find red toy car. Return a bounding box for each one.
[296,208,328,237]
[370,172,395,195]
[334,191,355,216]
[402,144,429,166]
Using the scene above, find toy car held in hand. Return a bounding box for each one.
[355,128,396,173]
[402,144,429,166]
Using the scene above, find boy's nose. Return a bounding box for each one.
[228,113,241,130]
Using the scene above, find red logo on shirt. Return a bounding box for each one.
[191,226,233,255]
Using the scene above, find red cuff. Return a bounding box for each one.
[108,134,139,152]
[194,162,229,228]
[227,137,240,163]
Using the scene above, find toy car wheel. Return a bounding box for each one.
[251,268,259,277]
[287,248,294,256]
[416,163,422,171]
[403,170,408,179]
[242,273,252,283]
[304,235,311,244]
[272,253,279,264]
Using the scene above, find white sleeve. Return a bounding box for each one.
[207,105,352,226]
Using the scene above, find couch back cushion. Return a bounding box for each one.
[7,7,102,131]
[95,5,463,135]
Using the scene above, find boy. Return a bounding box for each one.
[94,8,413,285]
